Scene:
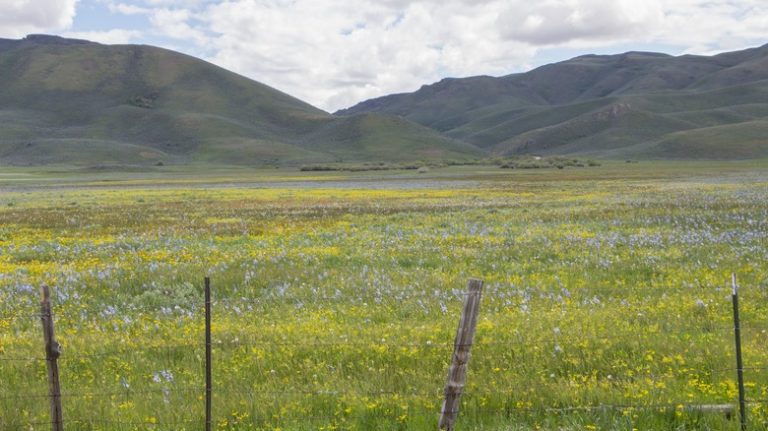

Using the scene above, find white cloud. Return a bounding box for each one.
[130,0,762,112]
[149,8,209,45]
[142,0,209,5]
[655,0,768,54]
[109,2,151,15]
[107,2,211,46]
[197,0,535,111]
[498,0,665,45]
[0,0,78,38]
[62,28,142,44]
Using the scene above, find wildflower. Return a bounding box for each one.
[152,370,174,383]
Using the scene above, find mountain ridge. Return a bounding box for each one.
[0,35,480,166]
[338,43,768,159]
[3,35,768,165]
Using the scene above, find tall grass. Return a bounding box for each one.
[1,165,767,430]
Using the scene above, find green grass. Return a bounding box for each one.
[491,107,699,156]
[4,37,768,166]
[0,36,480,167]
[339,46,768,160]
[302,113,483,162]
[625,120,768,159]
[1,162,768,430]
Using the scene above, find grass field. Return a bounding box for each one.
[1,162,767,430]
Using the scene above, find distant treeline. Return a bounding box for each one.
[300,162,428,172]
[300,156,600,172]
[495,156,601,169]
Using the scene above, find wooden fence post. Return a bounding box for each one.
[439,278,484,431]
[732,274,747,431]
[40,285,63,431]
[205,277,212,431]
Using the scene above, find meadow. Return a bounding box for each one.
[0,162,767,430]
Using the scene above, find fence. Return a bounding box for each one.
[0,274,765,430]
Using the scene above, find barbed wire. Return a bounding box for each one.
[5,418,203,429]
[0,386,203,401]
[0,342,203,362]
[0,312,45,322]
[1,384,758,403]
[2,279,767,429]
[461,400,745,414]
[3,399,754,426]
[3,391,764,431]
[0,355,47,362]
[2,331,763,362]
[70,418,203,425]
[3,281,761,319]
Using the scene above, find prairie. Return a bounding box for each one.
[1,161,767,430]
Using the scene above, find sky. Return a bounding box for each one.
[1,0,767,112]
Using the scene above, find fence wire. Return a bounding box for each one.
[1,279,766,429]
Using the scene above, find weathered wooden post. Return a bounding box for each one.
[205,277,212,431]
[40,285,63,431]
[439,278,484,431]
[732,273,747,431]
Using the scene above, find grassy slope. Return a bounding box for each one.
[0,35,480,166]
[491,107,699,156]
[300,113,483,161]
[6,36,766,164]
[339,45,768,160]
[618,120,768,159]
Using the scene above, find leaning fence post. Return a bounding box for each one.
[732,273,747,431]
[439,278,484,431]
[205,277,212,431]
[40,285,63,431]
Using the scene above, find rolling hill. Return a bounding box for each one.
[4,35,768,165]
[0,35,480,166]
[338,44,768,159]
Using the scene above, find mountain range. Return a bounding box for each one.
[1,34,767,166]
[339,44,768,160]
[0,35,477,166]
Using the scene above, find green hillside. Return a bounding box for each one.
[339,44,768,159]
[5,35,768,164]
[299,113,480,161]
[0,35,481,166]
[621,120,768,160]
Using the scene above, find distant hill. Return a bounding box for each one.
[338,44,768,159]
[0,35,480,166]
